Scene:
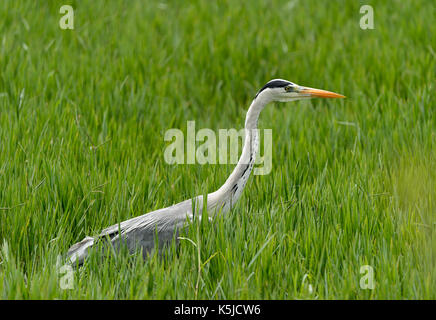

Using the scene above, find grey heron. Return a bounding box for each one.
[67,79,345,266]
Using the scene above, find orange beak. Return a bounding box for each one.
[299,87,346,99]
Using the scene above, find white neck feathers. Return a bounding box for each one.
[207,94,269,214]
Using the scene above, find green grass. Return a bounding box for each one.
[0,0,434,299]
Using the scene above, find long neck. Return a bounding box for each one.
[207,94,269,214]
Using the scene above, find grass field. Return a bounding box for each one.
[0,0,434,299]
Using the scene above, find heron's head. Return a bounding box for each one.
[255,79,345,102]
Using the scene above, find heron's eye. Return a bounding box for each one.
[285,85,294,92]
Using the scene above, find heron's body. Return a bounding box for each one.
[67,79,344,266]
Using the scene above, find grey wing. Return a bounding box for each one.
[108,198,196,255]
[68,196,205,265]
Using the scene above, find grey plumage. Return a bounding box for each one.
[67,79,345,266]
[68,196,206,265]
